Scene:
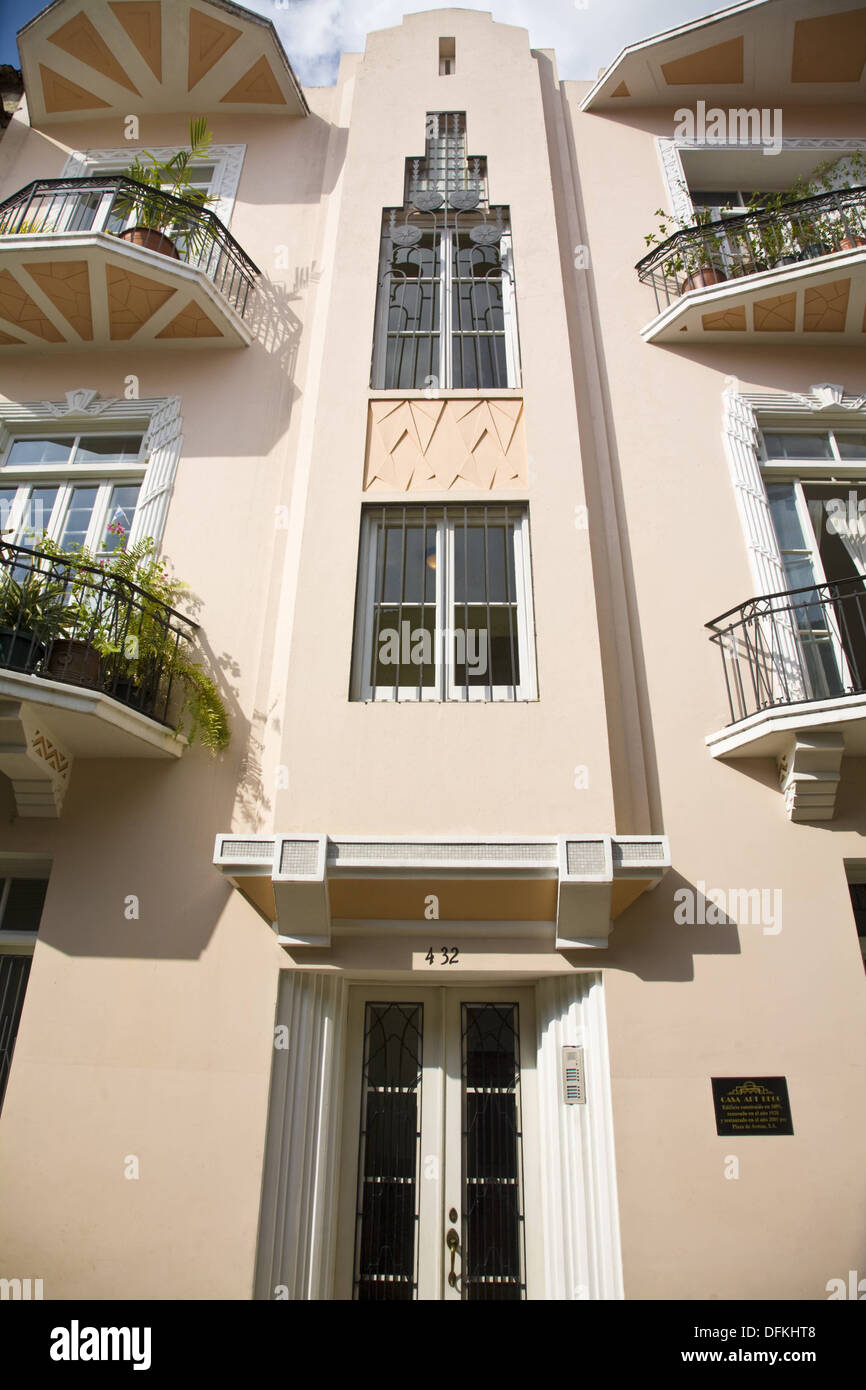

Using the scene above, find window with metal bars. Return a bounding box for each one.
[406,114,484,203]
[372,211,519,389]
[351,504,536,701]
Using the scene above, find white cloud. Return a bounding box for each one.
[253,0,733,86]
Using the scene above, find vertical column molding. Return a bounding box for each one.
[254,970,348,1300]
[535,973,623,1300]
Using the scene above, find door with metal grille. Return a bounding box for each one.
[335,986,539,1300]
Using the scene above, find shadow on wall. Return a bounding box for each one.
[562,870,745,982]
[0,629,275,960]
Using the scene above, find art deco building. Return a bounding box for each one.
[0,0,864,1301]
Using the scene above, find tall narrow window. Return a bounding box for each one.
[846,876,866,971]
[0,874,49,1115]
[373,211,519,389]
[373,114,519,388]
[351,505,537,702]
[439,38,456,75]
[461,1003,526,1300]
[353,1003,423,1300]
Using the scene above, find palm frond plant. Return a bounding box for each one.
[112,117,217,259]
[0,546,72,670]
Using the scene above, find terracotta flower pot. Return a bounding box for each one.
[120,226,180,259]
[839,232,866,251]
[45,638,103,689]
[680,266,727,292]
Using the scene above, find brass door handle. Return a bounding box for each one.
[446,1227,460,1287]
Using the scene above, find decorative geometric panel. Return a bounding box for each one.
[0,270,64,341]
[221,56,286,104]
[661,36,744,86]
[753,293,797,331]
[188,7,242,90]
[24,261,93,340]
[48,12,140,94]
[39,63,110,112]
[701,305,747,331]
[108,2,163,81]
[791,9,866,84]
[365,398,526,492]
[611,81,630,97]
[105,264,175,340]
[803,279,850,331]
[155,300,221,339]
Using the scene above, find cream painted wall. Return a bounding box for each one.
[0,7,863,1303]
[555,80,866,1298]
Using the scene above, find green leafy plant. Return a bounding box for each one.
[18,531,230,754]
[644,199,727,284]
[112,117,216,256]
[0,553,72,639]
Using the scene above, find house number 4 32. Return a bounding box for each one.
[426,946,459,965]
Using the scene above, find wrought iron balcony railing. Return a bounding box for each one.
[706,577,866,725]
[0,176,260,320]
[0,539,198,727]
[636,185,866,313]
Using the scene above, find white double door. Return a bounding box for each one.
[335,985,542,1301]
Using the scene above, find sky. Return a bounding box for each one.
[1,0,734,84]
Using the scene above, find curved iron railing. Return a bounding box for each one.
[637,184,866,313]
[0,539,198,727]
[706,576,866,725]
[0,176,260,319]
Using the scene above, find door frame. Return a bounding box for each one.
[333,982,542,1301]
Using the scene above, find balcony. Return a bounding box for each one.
[636,185,866,345]
[0,177,259,350]
[706,578,866,820]
[0,540,198,815]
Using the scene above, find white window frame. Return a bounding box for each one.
[61,145,247,229]
[372,221,521,390]
[352,506,537,703]
[0,393,183,554]
[0,431,147,553]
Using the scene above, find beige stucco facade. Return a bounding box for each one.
[0,0,864,1302]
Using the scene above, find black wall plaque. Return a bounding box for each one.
[711,1077,794,1135]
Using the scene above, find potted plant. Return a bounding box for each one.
[52,531,230,752]
[644,202,728,292]
[112,117,216,260]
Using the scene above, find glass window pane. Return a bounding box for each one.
[767,484,809,550]
[102,485,140,551]
[373,606,435,688]
[453,604,518,688]
[21,486,59,539]
[354,1003,422,1301]
[836,434,866,460]
[60,486,99,549]
[73,436,143,465]
[5,439,72,468]
[763,432,833,460]
[2,879,48,932]
[0,487,18,537]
